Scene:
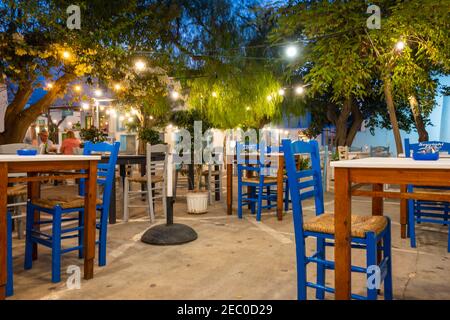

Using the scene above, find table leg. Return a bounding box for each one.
[0,163,8,300]
[334,167,352,300]
[84,161,97,280]
[276,155,284,221]
[27,173,40,260]
[372,184,384,263]
[227,163,233,215]
[400,184,407,239]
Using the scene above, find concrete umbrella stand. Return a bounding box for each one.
[141,152,198,245]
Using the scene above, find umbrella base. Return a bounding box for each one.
[141,223,198,245]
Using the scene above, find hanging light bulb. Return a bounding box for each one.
[295,86,305,95]
[46,82,54,89]
[285,45,299,58]
[114,83,122,91]
[100,105,105,111]
[171,91,180,100]
[94,89,103,97]
[134,60,146,71]
[74,85,82,92]
[395,40,406,52]
[278,88,285,96]
[62,50,71,60]
[212,91,218,98]
[149,115,154,120]
[267,95,273,102]
[81,102,90,110]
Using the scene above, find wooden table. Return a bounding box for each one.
[331,157,450,300]
[0,154,100,300]
[226,152,285,220]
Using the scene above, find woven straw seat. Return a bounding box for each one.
[32,196,102,210]
[202,170,220,176]
[303,213,388,238]
[242,176,278,184]
[128,175,164,183]
[7,184,27,197]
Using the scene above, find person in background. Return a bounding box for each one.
[38,129,57,153]
[59,130,81,155]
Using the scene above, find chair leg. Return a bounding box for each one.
[315,237,326,300]
[284,180,289,211]
[6,212,13,297]
[78,211,84,259]
[256,183,263,222]
[98,208,108,267]
[123,177,130,222]
[237,180,243,219]
[383,220,393,300]
[24,203,35,270]
[366,232,378,300]
[147,183,155,223]
[296,240,307,300]
[408,199,416,248]
[51,206,62,283]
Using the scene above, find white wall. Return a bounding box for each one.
[352,75,450,154]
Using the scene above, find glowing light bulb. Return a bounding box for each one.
[134,60,146,71]
[171,91,180,100]
[62,51,71,59]
[278,88,285,96]
[114,83,122,91]
[119,115,125,121]
[81,103,90,110]
[46,83,54,89]
[395,40,406,52]
[74,85,82,92]
[285,45,299,58]
[212,91,218,98]
[94,89,103,97]
[149,115,154,120]
[267,95,273,102]
[295,86,305,95]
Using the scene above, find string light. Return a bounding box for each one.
[134,60,146,71]
[395,40,406,52]
[46,83,54,89]
[149,115,154,120]
[285,45,299,58]
[128,117,134,123]
[105,109,110,115]
[113,83,122,91]
[278,88,285,96]
[52,119,57,124]
[74,85,82,92]
[212,91,218,98]
[94,89,103,97]
[100,105,105,111]
[295,86,305,95]
[62,51,71,60]
[81,103,90,110]
[267,95,273,102]
[68,121,73,126]
[171,91,180,100]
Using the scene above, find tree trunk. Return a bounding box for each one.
[383,77,403,155]
[345,103,364,146]
[408,95,429,142]
[328,98,353,147]
[0,74,75,144]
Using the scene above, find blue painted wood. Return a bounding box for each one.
[236,142,284,221]
[6,212,13,297]
[282,139,392,300]
[405,138,450,252]
[24,142,120,283]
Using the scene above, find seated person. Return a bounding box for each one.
[60,130,81,155]
[38,129,58,153]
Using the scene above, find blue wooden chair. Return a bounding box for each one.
[6,212,13,297]
[282,139,393,300]
[24,142,120,283]
[237,143,288,221]
[404,138,450,252]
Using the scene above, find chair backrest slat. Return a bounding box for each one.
[80,142,120,210]
[146,143,168,182]
[282,139,325,240]
[405,138,450,157]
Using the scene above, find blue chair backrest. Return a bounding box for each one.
[80,142,120,208]
[404,138,450,158]
[282,139,325,238]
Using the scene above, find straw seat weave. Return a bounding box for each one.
[7,184,27,197]
[303,213,388,238]
[128,175,164,183]
[32,196,102,209]
[242,176,278,184]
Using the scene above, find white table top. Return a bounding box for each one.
[331,157,450,169]
[0,154,101,162]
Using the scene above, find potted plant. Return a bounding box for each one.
[171,109,213,214]
[79,126,107,150]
